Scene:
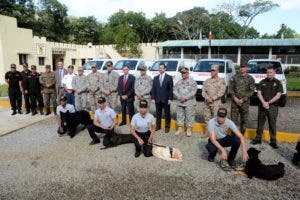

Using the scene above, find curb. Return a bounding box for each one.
[1,101,299,143]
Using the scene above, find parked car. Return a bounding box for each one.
[247,59,287,106]
[113,59,153,77]
[147,58,196,84]
[190,59,236,101]
[82,59,114,75]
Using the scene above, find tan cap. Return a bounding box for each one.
[77,66,83,71]
[211,64,219,71]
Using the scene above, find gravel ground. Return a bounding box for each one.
[0,118,299,199]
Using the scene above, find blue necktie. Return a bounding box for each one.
[159,75,163,87]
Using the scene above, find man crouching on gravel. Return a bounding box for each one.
[205,108,248,168]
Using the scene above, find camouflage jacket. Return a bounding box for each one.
[173,78,197,106]
[100,70,119,93]
[134,74,153,99]
[202,76,226,101]
[87,71,102,92]
[39,71,56,93]
[72,75,88,94]
[229,73,255,102]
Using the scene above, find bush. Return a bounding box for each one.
[0,84,8,97]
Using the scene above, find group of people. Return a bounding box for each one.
[5,60,285,165]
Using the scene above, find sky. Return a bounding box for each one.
[58,0,300,35]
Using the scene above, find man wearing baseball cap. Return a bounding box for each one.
[56,95,76,135]
[72,66,88,111]
[205,107,248,168]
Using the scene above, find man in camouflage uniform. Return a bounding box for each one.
[251,66,283,149]
[39,65,57,115]
[134,64,152,111]
[229,64,255,135]
[87,63,103,112]
[72,66,88,111]
[100,61,119,110]
[202,65,226,125]
[173,67,197,136]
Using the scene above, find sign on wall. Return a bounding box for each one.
[36,43,46,56]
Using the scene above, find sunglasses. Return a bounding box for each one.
[211,69,216,72]
[181,72,187,74]
[91,66,96,68]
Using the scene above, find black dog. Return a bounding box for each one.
[102,133,135,149]
[292,141,300,166]
[245,147,285,180]
[60,110,93,138]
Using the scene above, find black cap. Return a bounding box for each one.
[139,99,148,108]
[106,61,113,66]
[97,96,106,104]
[31,65,36,69]
[60,95,67,102]
[217,108,227,117]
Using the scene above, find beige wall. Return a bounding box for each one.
[0,14,157,83]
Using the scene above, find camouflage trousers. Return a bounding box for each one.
[255,105,278,143]
[231,101,249,134]
[44,92,57,108]
[105,92,118,110]
[176,104,195,128]
[204,100,222,124]
[75,92,88,111]
[88,92,100,112]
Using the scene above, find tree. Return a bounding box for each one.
[238,0,279,38]
[68,16,102,44]
[0,0,35,29]
[275,24,296,39]
[35,0,70,42]
[114,24,141,57]
[170,7,210,40]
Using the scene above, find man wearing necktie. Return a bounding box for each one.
[117,65,135,126]
[151,63,173,133]
[55,61,67,104]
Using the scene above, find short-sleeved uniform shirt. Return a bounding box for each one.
[56,104,76,115]
[257,78,283,103]
[5,71,22,88]
[62,73,75,90]
[94,107,116,129]
[207,117,238,139]
[131,113,155,133]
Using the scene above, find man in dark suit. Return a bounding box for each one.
[54,61,67,104]
[151,63,173,133]
[118,65,135,126]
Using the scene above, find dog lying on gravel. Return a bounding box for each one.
[245,147,285,180]
[60,110,93,138]
[151,143,183,162]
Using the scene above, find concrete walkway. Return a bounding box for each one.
[0,106,55,137]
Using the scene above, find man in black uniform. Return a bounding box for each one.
[21,63,31,114]
[251,66,283,149]
[5,64,23,115]
[24,65,44,115]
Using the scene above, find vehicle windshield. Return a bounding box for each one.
[150,61,178,71]
[114,60,138,70]
[247,61,283,74]
[193,61,225,73]
[83,61,104,70]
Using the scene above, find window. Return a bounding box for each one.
[38,57,45,66]
[81,59,86,66]
[150,61,178,71]
[71,59,76,65]
[114,60,138,70]
[193,61,225,73]
[248,61,283,74]
[19,54,28,65]
[83,61,104,70]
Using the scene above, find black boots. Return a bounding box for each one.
[39,107,44,115]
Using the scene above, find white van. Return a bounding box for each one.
[113,59,153,77]
[82,59,113,75]
[247,59,287,106]
[147,58,196,84]
[190,59,235,100]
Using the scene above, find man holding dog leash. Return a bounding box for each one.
[206,108,248,169]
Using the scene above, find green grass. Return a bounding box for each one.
[287,77,300,91]
[0,84,8,97]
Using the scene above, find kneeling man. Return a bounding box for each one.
[206,108,248,167]
[56,95,76,135]
[87,97,118,145]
